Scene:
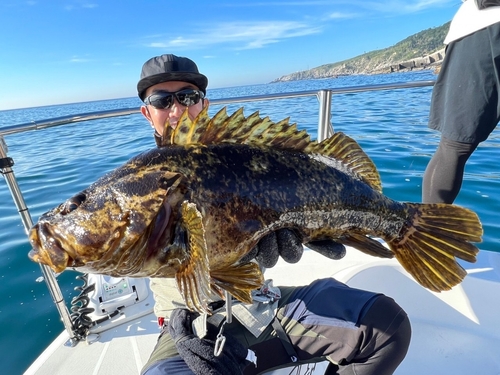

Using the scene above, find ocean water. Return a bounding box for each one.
[1,70,499,374]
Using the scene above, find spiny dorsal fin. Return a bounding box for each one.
[305,132,382,192]
[163,106,311,150]
[161,106,382,191]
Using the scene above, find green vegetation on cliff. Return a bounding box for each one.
[273,21,450,82]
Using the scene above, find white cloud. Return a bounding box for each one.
[145,21,322,51]
[141,1,451,51]
[148,36,199,49]
[355,0,455,14]
[64,1,98,11]
[70,57,90,63]
[326,11,360,19]
[219,0,453,10]
[221,1,347,6]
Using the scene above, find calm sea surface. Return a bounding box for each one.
[1,70,499,374]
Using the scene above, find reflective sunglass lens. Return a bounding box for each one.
[176,90,201,106]
[146,89,204,109]
[150,94,173,109]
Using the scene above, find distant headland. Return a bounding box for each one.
[272,21,450,82]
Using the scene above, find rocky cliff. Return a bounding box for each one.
[272,22,450,82]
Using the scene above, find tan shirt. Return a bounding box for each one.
[149,277,279,338]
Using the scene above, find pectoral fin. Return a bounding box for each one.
[175,201,212,313]
[174,201,265,311]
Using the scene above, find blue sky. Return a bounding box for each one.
[0,0,460,111]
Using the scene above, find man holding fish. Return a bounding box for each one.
[137,54,412,375]
[29,51,482,372]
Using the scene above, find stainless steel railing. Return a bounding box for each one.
[0,79,435,343]
[0,80,434,137]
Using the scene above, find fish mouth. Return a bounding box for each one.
[28,201,173,274]
[28,223,81,273]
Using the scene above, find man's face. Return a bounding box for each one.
[140,80,207,136]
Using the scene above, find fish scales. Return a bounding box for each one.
[28,106,483,312]
[128,143,405,252]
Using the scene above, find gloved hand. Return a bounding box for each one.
[242,228,346,268]
[168,307,198,345]
[305,238,346,261]
[168,308,251,375]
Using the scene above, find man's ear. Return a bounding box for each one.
[202,98,210,109]
[141,105,154,127]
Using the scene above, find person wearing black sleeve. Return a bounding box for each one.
[423,0,500,203]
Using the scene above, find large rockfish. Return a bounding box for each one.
[28,107,482,312]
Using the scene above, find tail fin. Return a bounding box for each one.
[389,203,482,292]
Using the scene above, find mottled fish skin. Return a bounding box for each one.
[28,107,483,312]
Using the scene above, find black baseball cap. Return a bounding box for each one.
[137,54,208,100]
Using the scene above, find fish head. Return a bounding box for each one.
[28,169,186,276]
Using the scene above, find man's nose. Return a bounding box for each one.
[170,99,186,115]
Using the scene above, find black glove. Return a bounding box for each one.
[168,308,251,375]
[242,229,346,268]
[305,238,346,260]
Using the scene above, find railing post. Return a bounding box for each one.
[0,136,79,345]
[317,90,334,142]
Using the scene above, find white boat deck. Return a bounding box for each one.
[24,248,500,375]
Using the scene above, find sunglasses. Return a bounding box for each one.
[144,89,205,110]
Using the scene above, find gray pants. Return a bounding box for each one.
[428,22,500,144]
[142,278,411,375]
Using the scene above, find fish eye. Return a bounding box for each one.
[60,193,86,215]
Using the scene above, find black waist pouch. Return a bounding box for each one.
[475,0,500,9]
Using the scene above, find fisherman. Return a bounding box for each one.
[138,54,411,375]
[422,0,500,204]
